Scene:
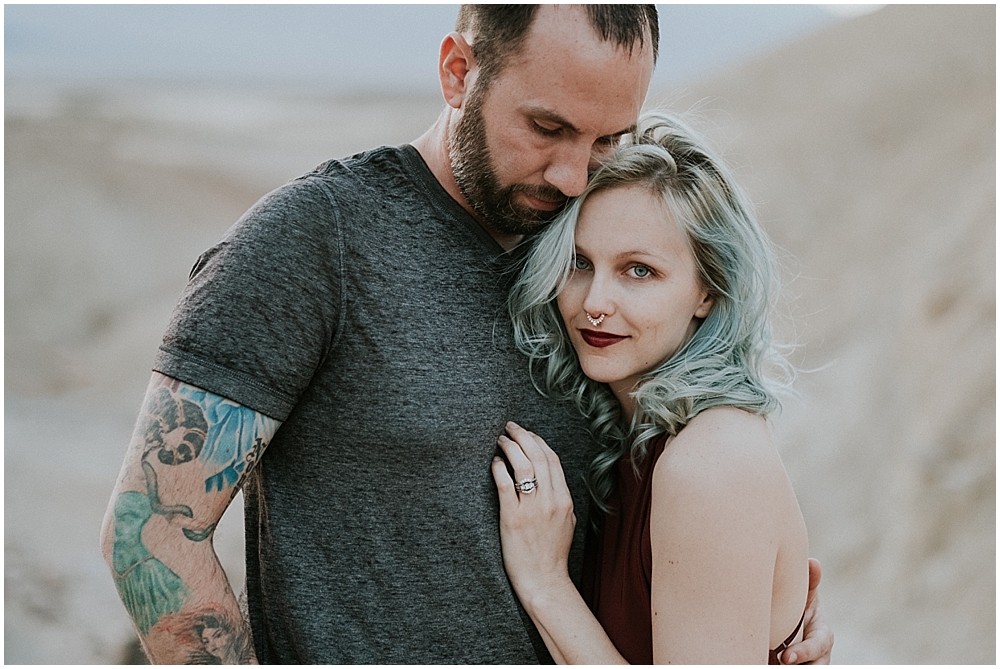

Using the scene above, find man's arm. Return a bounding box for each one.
[100,372,280,664]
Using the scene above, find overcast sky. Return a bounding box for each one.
[5,5,868,93]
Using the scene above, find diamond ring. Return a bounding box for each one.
[514,477,538,494]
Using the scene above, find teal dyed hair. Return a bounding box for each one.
[509,111,794,518]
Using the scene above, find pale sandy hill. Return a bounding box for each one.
[664,4,994,663]
[4,5,994,664]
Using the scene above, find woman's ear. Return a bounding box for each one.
[694,292,715,319]
[438,32,477,109]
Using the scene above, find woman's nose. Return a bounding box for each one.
[581,273,615,321]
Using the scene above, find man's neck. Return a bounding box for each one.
[412,111,524,253]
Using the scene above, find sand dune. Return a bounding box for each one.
[4,5,994,664]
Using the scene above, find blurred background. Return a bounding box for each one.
[5,4,994,664]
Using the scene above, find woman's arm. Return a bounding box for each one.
[649,407,806,664]
[493,418,830,665]
[492,422,627,664]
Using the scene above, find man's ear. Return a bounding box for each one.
[438,32,477,109]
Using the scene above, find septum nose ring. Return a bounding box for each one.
[586,312,606,326]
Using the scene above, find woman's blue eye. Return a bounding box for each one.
[631,265,651,278]
[574,257,590,271]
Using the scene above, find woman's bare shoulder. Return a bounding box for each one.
[653,407,783,498]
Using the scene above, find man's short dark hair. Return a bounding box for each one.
[455,5,659,88]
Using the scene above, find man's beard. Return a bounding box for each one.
[449,87,566,236]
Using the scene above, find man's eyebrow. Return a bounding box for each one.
[526,106,634,140]
[527,106,580,135]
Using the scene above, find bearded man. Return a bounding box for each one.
[102,6,833,663]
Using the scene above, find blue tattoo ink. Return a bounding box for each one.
[171,386,277,493]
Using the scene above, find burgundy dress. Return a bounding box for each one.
[581,435,801,664]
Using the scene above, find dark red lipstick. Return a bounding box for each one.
[579,329,628,348]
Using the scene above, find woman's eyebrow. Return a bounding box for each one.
[615,250,669,262]
[575,245,670,263]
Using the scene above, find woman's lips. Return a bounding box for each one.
[579,329,628,348]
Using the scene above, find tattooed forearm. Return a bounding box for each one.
[157,606,253,664]
[182,524,217,542]
[102,374,281,663]
[143,460,195,518]
[109,490,191,635]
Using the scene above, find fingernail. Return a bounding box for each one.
[492,456,501,463]
[786,652,796,664]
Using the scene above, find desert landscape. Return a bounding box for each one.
[5,5,994,664]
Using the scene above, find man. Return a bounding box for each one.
[101,6,832,663]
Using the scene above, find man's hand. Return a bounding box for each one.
[781,558,833,664]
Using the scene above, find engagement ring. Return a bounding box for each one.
[514,477,538,494]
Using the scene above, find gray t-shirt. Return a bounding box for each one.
[153,145,594,663]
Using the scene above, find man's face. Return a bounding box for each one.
[450,6,654,236]
[450,85,556,236]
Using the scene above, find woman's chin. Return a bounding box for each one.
[579,362,625,386]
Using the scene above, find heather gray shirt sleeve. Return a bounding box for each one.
[154,178,343,420]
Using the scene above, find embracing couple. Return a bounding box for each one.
[102,5,833,664]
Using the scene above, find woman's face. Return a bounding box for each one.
[201,626,228,657]
[556,186,713,405]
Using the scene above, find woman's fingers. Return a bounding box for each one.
[505,421,546,461]
[491,456,518,509]
[496,432,536,489]
[505,422,552,478]
[533,432,571,495]
[507,422,574,498]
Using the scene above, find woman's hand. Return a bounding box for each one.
[490,423,627,665]
[491,421,578,613]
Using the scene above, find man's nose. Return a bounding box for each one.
[543,143,593,198]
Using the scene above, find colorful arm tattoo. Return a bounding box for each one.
[109,376,278,661]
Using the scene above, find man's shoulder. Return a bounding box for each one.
[258,144,429,218]
[235,145,412,224]
[301,144,418,190]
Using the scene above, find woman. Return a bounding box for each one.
[189,612,245,664]
[491,112,809,664]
